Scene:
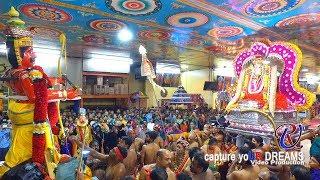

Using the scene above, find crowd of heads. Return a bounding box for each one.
[56,105,318,180]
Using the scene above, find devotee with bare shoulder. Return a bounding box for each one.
[154,125,164,148]
[88,146,127,180]
[141,131,160,165]
[189,153,216,180]
[70,136,127,180]
[105,146,127,180]
[139,149,176,180]
[118,136,137,176]
[227,147,260,180]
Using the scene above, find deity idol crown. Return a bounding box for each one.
[226,41,315,115]
[4,7,34,68]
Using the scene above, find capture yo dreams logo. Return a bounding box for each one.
[275,124,303,150]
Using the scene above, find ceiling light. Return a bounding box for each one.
[90,54,133,64]
[34,47,61,55]
[156,63,181,74]
[0,44,7,54]
[87,49,131,57]
[181,64,188,69]
[118,28,133,42]
[84,58,131,73]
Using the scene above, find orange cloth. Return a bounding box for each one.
[243,92,290,110]
[243,93,265,107]
[180,124,188,132]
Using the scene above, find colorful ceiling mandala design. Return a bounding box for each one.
[106,0,161,16]
[206,39,244,55]
[276,13,320,29]
[167,12,209,28]
[82,34,108,44]
[28,26,62,39]
[1,0,320,58]
[182,38,203,46]
[207,26,243,38]
[89,19,126,32]
[138,29,171,41]
[20,3,72,23]
[242,0,305,17]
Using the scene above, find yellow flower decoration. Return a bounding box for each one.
[34,122,49,134]
[279,42,316,111]
[29,70,43,81]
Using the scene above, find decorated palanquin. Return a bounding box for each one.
[0,7,80,179]
[225,41,316,137]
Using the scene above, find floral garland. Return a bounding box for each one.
[283,42,316,111]
[48,102,59,135]
[32,71,48,164]
[172,153,189,175]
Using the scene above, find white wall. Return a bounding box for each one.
[128,72,145,94]
[35,56,83,88]
[181,69,214,107]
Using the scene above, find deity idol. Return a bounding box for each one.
[228,55,272,110]
[226,42,315,136]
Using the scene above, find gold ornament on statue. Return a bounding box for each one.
[4,7,33,67]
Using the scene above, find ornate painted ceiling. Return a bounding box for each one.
[0,0,320,71]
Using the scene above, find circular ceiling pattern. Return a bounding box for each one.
[207,26,243,38]
[167,12,209,28]
[82,35,108,44]
[139,29,170,41]
[28,26,62,39]
[106,0,161,16]
[89,19,126,32]
[276,13,320,29]
[242,0,305,17]
[20,3,72,23]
